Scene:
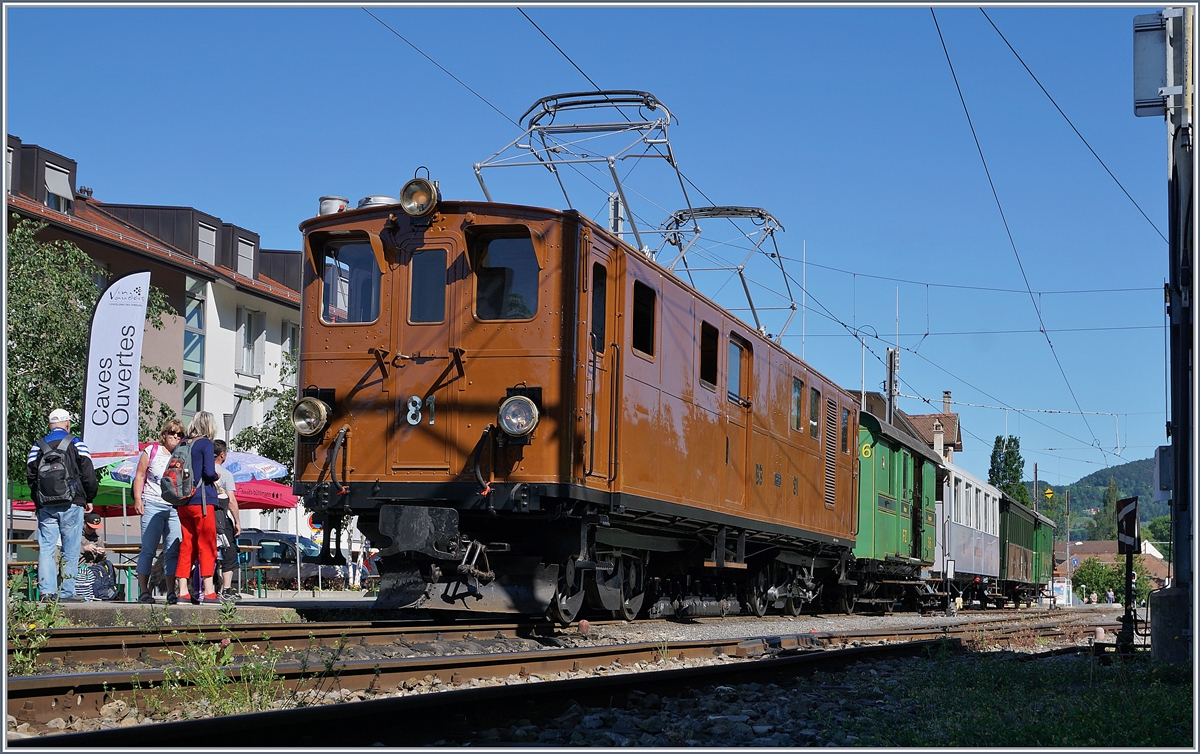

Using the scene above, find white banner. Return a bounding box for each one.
[84,271,151,460]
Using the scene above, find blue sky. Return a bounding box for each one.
[4,5,1170,489]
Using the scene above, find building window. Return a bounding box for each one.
[44,163,73,212]
[236,306,265,376]
[699,322,718,387]
[791,378,803,431]
[184,277,205,379]
[198,223,217,265]
[237,238,255,277]
[631,281,656,357]
[183,379,202,419]
[92,262,110,294]
[282,321,299,387]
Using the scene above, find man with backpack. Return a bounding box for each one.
[26,408,98,603]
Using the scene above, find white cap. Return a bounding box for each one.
[48,408,71,424]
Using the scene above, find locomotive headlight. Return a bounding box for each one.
[498,396,539,437]
[292,397,332,437]
[400,177,439,218]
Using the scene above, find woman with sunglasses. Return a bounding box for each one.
[133,419,185,604]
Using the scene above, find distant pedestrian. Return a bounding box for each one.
[133,419,185,605]
[27,408,98,603]
[1106,588,1115,604]
[1091,590,1099,605]
[175,412,221,604]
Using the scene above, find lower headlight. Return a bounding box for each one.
[498,396,539,436]
[292,397,332,437]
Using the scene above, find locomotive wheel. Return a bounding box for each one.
[784,594,803,617]
[839,586,858,615]
[745,569,770,618]
[548,558,585,625]
[613,556,645,621]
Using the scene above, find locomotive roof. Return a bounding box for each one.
[301,198,852,400]
[860,411,944,467]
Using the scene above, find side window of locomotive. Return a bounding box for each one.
[590,263,607,351]
[409,248,447,324]
[791,377,803,430]
[631,281,656,357]
[699,322,718,388]
[841,407,850,454]
[809,387,821,439]
[727,340,744,401]
[322,242,381,324]
[474,235,539,320]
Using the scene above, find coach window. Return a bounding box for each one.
[322,241,380,324]
[975,488,982,533]
[809,387,821,439]
[727,338,748,403]
[474,234,539,320]
[699,322,718,388]
[631,281,656,357]
[590,263,607,351]
[953,478,962,523]
[841,407,850,454]
[409,248,447,323]
[791,378,803,430]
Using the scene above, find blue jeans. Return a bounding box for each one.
[37,504,84,599]
[137,499,180,590]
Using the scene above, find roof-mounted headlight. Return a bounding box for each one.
[498,395,539,437]
[400,177,439,218]
[292,397,332,437]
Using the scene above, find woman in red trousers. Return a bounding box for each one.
[175,411,221,603]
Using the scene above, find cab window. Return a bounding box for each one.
[322,242,381,323]
[474,235,538,320]
[809,387,821,439]
[410,248,447,323]
[791,378,804,431]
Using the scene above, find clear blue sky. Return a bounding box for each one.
[4,5,1170,489]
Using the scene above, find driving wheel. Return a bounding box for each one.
[745,569,769,618]
[548,558,585,625]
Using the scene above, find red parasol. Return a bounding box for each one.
[232,480,298,510]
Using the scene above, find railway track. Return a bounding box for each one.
[8,611,1122,742]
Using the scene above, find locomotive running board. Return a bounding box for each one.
[373,558,558,614]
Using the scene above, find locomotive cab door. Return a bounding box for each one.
[722,333,752,510]
[584,236,617,484]
[388,238,458,472]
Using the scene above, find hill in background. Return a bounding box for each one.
[1024,457,1158,541]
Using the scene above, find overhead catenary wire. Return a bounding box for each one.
[980,8,1168,245]
[931,9,1106,465]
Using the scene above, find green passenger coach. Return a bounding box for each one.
[997,496,1056,607]
[841,411,942,613]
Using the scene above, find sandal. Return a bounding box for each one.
[138,592,155,604]
[165,593,179,606]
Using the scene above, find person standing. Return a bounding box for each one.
[1106,588,1115,604]
[175,412,221,604]
[26,408,97,603]
[213,440,243,601]
[1090,590,1099,605]
[133,419,185,604]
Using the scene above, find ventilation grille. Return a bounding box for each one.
[824,399,838,507]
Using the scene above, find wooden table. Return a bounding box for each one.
[111,563,138,602]
[246,565,273,598]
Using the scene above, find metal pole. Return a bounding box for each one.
[801,241,806,361]
[1066,489,1071,606]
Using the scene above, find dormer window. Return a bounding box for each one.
[237,237,255,277]
[44,163,73,212]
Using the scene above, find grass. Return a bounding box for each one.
[6,588,71,676]
[829,651,1193,747]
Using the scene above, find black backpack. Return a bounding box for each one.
[35,437,80,506]
[89,560,119,601]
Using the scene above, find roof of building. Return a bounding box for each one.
[1052,540,1171,583]
[7,193,299,306]
[903,412,964,452]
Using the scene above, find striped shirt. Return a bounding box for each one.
[27,428,91,465]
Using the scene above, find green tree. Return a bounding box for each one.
[1143,515,1172,562]
[988,435,1031,505]
[6,216,174,481]
[1086,480,1119,541]
[1071,555,1151,605]
[231,354,297,483]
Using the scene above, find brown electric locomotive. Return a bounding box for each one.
[292,176,860,622]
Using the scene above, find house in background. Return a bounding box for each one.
[851,390,964,463]
[1053,539,1171,593]
[6,134,303,538]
